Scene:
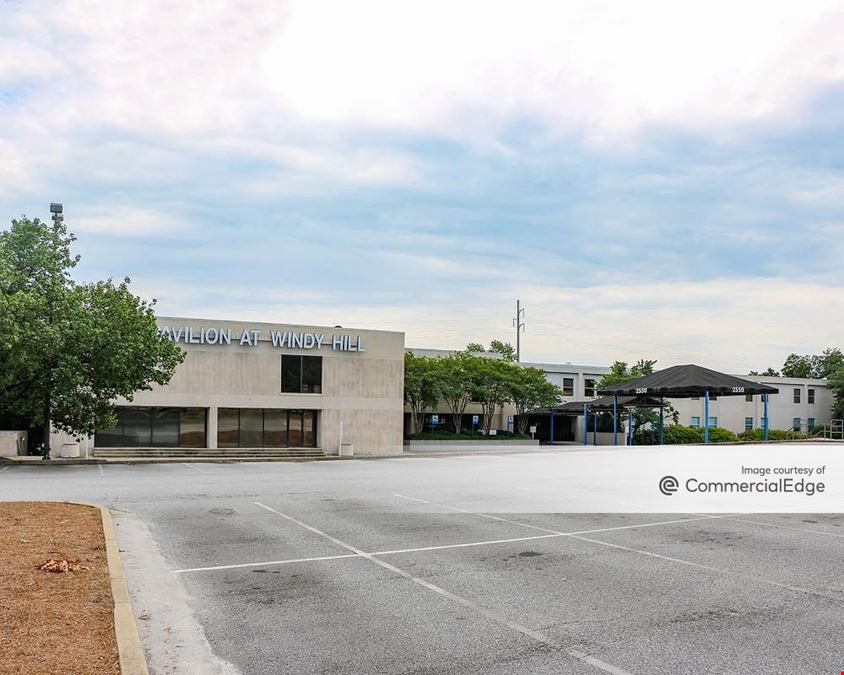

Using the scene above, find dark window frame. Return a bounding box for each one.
[95,407,207,448]
[281,355,323,394]
[215,408,318,448]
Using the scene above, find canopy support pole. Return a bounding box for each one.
[613,395,618,446]
[763,393,769,441]
[628,409,634,446]
[593,413,598,446]
[583,403,589,446]
[659,396,665,445]
[704,390,710,444]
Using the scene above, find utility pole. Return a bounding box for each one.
[513,299,525,362]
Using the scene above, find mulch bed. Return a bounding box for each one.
[0,502,120,674]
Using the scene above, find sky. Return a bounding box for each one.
[1,0,844,373]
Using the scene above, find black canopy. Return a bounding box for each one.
[548,395,664,414]
[598,364,779,398]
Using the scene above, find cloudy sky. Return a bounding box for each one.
[2,1,844,372]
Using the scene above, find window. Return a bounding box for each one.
[584,379,596,398]
[793,417,801,431]
[793,388,801,404]
[808,418,815,430]
[745,417,753,431]
[760,416,768,429]
[562,378,574,396]
[690,416,701,428]
[216,408,318,448]
[281,355,322,393]
[95,407,207,448]
[808,389,815,404]
[708,417,718,428]
[745,394,753,402]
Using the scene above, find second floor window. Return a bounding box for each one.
[281,355,323,393]
[584,378,596,398]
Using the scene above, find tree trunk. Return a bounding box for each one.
[42,400,52,460]
[517,412,530,435]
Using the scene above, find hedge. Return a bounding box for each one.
[737,428,806,441]
[407,431,532,441]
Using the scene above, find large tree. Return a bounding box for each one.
[403,352,440,435]
[435,352,477,434]
[0,216,184,454]
[781,348,844,379]
[471,358,515,434]
[509,366,562,434]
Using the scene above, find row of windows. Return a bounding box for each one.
[794,388,816,404]
[218,408,317,448]
[560,377,599,397]
[690,417,717,428]
[95,408,207,447]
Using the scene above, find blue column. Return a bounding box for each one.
[593,414,598,446]
[628,409,634,446]
[704,390,710,444]
[583,403,589,446]
[763,393,769,441]
[549,410,555,446]
[613,395,619,446]
[659,396,665,445]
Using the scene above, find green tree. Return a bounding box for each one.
[403,352,440,435]
[596,359,657,390]
[509,366,562,434]
[748,367,780,376]
[471,358,515,434]
[781,348,843,379]
[0,215,184,454]
[781,354,815,378]
[465,340,517,362]
[435,352,477,433]
[828,365,844,419]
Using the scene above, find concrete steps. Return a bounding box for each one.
[93,447,326,459]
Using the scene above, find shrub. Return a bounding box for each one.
[662,425,704,444]
[407,430,531,441]
[658,425,738,444]
[737,428,806,441]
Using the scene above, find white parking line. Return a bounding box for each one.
[182,462,210,473]
[254,501,632,675]
[98,464,105,477]
[393,493,844,604]
[393,493,719,535]
[716,515,844,539]
[0,465,10,472]
[174,553,359,574]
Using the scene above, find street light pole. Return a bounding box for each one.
[513,300,525,362]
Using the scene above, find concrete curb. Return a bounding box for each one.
[74,502,149,675]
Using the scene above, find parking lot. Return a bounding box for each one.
[2,451,843,674]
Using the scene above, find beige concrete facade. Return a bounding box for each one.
[54,317,406,457]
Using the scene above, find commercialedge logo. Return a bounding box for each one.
[659,476,826,497]
[659,476,679,496]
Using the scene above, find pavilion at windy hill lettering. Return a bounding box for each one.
[159,326,367,352]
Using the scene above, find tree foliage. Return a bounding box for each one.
[595,359,657,390]
[465,340,517,362]
[508,366,561,433]
[0,216,184,447]
[403,352,440,435]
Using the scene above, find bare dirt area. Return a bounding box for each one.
[0,501,119,675]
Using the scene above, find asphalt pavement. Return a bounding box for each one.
[1,453,842,674]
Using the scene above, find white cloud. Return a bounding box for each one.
[5,0,844,144]
[73,206,191,237]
